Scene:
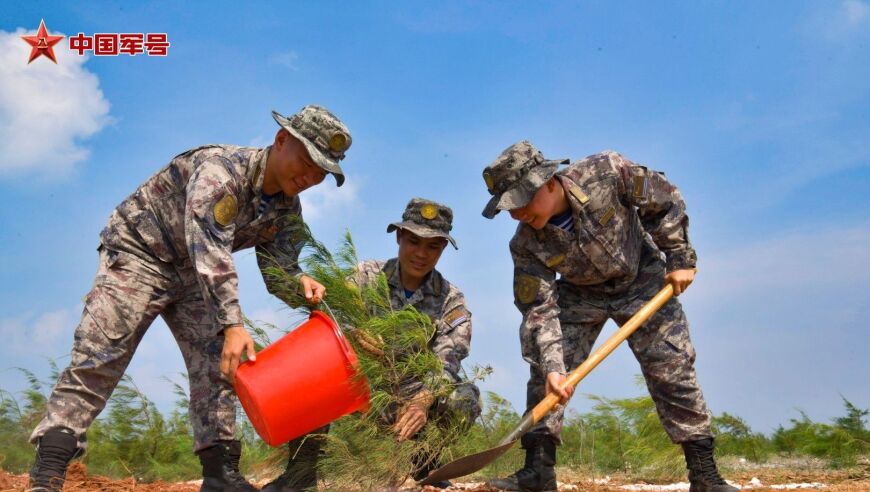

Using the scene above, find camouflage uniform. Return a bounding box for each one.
[31,105,353,452]
[353,257,480,425]
[483,141,712,445]
[266,199,478,491]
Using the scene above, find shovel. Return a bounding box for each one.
[419,283,675,485]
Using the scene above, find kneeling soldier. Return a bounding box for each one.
[262,198,480,491]
[481,141,736,492]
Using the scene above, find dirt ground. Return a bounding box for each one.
[2,461,868,491]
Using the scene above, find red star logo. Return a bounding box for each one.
[21,19,65,64]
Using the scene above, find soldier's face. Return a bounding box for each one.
[264,129,328,196]
[508,179,565,230]
[396,230,447,282]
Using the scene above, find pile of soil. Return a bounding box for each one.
[0,463,199,491]
[2,462,868,491]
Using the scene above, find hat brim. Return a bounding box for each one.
[481,160,565,219]
[272,111,346,187]
[387,221,458,250]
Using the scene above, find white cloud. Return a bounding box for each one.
[803,0,870,41]
[300,180,361,221]
[269,51,300,71]
[683,222,870,430]
[0,28,110,179]
[32,309,75,346]
[843,0,870,25]
[0,306,78,352]
[696,223,870,301]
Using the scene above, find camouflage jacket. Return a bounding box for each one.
[100,145,306,331]
[510,151,696,374]
[353,258,472,393]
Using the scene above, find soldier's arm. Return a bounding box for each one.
[184,158,243,332]
[255,206,309,308]
[613,153,697,272]
[510,238,565,375]
[430,290,472,386]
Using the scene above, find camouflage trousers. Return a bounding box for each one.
[30,245,236,452]
[524,259,713,446]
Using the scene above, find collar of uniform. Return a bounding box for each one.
[384,258,443,298]
[248,147,268,207]
[556,173,589,212]
[249,147,268,191]
[525,174,583,243]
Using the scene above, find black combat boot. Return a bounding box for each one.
[28,429,82,492]
[198,440,258,492]
[261,434,323,492]
[682,438,738,492]
[486,436,557,492]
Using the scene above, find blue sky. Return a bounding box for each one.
[1,1,868,437]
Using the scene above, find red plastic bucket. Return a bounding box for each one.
[234,311,370,446]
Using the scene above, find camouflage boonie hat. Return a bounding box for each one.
[481,140,568,219]
[272,105,352,187]
[387,198,458,249]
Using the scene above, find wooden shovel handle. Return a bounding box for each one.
[530,284,674,424]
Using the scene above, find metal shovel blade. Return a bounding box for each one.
[418,440,518,486]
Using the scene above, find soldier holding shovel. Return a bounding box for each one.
[480,141,736,492]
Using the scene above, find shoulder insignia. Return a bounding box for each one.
[515,275,540,304]
[545,254,566,268]
[213,195,238,226]
[444,307,469,328]
[599,206,615,226]
[632,175,648,199]
[568,183,590,204]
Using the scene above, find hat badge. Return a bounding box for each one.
[483,170,494,192]
[420,204,438,220]
[329,132,350,152]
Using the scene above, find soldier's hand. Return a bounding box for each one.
[665,268,696,296]
[299,275,326,304]
[221,325,257,384]
[546,372,573,404]
[393,402,428,441]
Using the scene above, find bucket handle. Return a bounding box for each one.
[311,310,355,363]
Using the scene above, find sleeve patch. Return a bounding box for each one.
[213,194,238,226]
[444,307,469,328]
[515,274,541,304]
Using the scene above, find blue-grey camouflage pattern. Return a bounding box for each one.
[32,144,308,451]
[352,258,480,425]
[508,150,711,444]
